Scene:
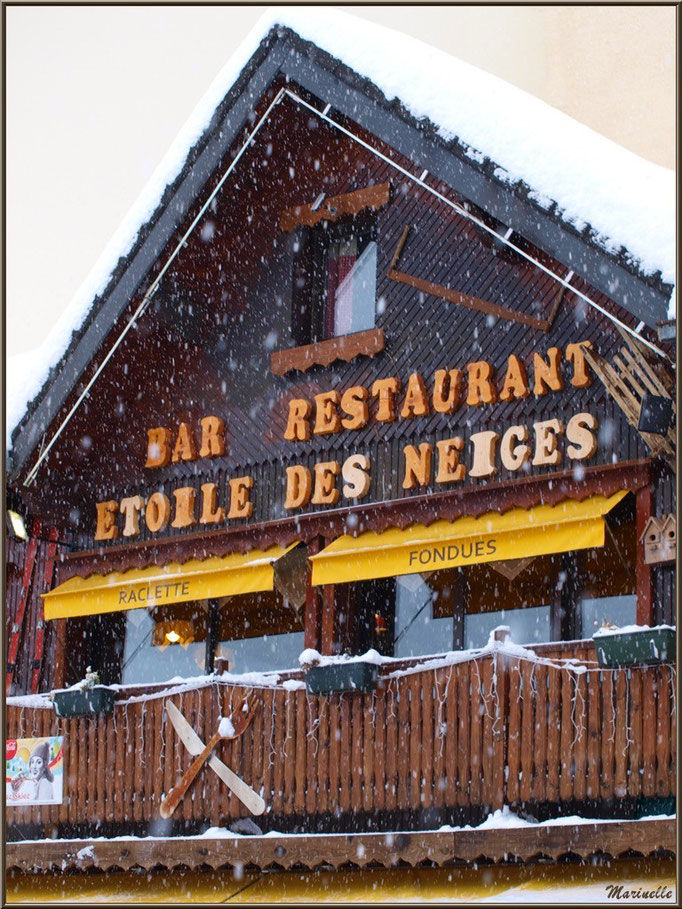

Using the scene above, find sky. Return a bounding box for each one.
[6,4,675,360]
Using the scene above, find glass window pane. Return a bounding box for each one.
[334,240,377,336]
[394,574,453,658]
[215,632,304,674]
[581,594,637,636]
[121,607,207,685]
[215,590,304,673]
[464,604,550,650]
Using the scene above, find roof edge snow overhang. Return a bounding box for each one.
[7,26,673,484]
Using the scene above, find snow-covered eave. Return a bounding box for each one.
[7,9,675,467]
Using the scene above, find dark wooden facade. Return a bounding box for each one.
[5,25,675,869]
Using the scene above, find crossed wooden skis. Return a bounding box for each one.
[160,696,265,818]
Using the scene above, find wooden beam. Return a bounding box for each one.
[270,327,385,377]
[387,225,560,332]
[303,538,323,651]
[636,484,654,625]
[280,183,390,232]
[6,819,674,873]
[320,585,337,656]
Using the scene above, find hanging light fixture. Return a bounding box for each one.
[153,619,195,648]
[6,510,28,541]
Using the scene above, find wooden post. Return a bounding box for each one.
[320,586,337,655]
[636,483,654,625]
[303,538,323,651]
[53,619,67,690]
[205,600,220,672]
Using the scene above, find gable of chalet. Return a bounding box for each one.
[8,21,674,498]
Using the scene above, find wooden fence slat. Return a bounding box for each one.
[573,666,588,802]
[144,700,156,822]
[63,716,75,828]
[520,661,533,804]
[432,669,446,808]
[123,704,135,822]
[445,666,458,807]
[270,688,284,816]
[207,684,222,827]
[362,692,375,813]
[421,672,434,809]
[586,667,601,800]
[600,671,615,800]
[162,701,174,822]
[261,687,275,814]
[481,659,494,808]
[294,689,306,814]
[94,712,105,824]
[134,703,146,823]
[351,694,364,813]
[408,674,422,810]
[374,685,386,812]
[670,671,677,797]
[317,697,329,815]
[385,682,398,811]
[546,667,561,804]
[328,696,340,814]
[655,666,670,797]
[468,661,482,806]
[614,671,628,798]
[339,695,351,814]
[641,669,656,797]
[507,660,521,805]
[457,661,471,807]
[397,679,410,809]
[628,670,643,798]
[491,650,506,811]
[231,688,247,820]
[87,713,97,823]
[559,668,574,802]
[305,692,318,816]
[533,664,548,804]
[221,688,236,819]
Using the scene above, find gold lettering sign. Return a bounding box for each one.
[94,341,597,536]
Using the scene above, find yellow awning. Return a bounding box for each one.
[311,491,628,586]
[43,544,299,621]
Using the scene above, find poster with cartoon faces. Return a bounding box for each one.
[6,737,64,806]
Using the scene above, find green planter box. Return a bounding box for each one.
[305,662,379,695]
[52,686,117,717]
[594,627,676,669]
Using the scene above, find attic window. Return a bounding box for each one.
[324,234,377,338]
[271,185,388,375]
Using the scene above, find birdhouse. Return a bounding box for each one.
[640,514,676,564]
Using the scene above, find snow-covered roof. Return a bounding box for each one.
[7,7,675,451]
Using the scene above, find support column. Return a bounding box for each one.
[53,619,67,690]
[303,537,323,652]
[320,586,337,656]
[636,483,654,625]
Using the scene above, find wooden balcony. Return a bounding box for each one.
[6,640,676,843]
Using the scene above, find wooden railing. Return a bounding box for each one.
[6,641,676,837]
